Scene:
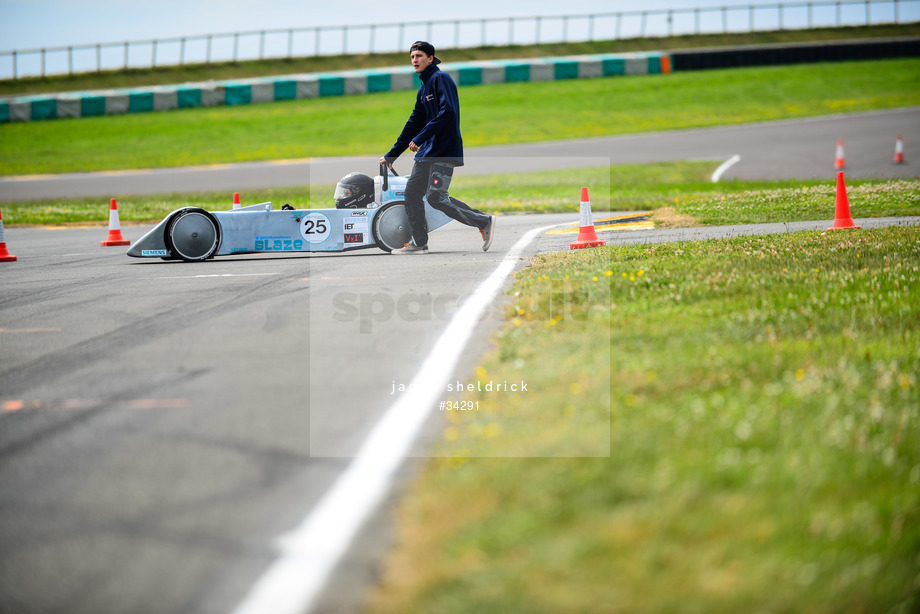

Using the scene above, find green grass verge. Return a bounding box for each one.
[667,179,920,225]
[0,164,622,225]
[368,225,920,614]
[3,161,919,226]
[2,24,915,97]
[2,58,918,176]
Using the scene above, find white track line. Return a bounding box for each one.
[711,154,741,183]
[231,222,563,614]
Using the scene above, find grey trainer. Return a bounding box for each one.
[480,215,496,252]
[392,242,429,255]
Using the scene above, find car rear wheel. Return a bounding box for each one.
[164,208,220,262]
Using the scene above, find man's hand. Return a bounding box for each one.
[408,141,419,152]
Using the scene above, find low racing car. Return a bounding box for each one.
[127,163,452,261]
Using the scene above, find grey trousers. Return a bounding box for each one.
[403,160,490,247]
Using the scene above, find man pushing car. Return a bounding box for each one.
[380,41,496,255]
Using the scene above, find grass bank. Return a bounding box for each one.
[1,24,916,97]
[368,224,920,613]
[1,58,918,176]
[3,162,919,227]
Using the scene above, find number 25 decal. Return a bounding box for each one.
[300,212,332,244]
[303,219,327,235]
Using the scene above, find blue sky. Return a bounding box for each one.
[3,0,909,50]
[0,0,913,78]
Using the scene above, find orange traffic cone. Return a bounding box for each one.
[894,135,904,164]
[828,171,861,231]
[834,139,846,169]
[101,198,131,246]
[233,192,241,210]
[570,187,606,249]
[0,207,17,262]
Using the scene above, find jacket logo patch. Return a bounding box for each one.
[424,94,434,102]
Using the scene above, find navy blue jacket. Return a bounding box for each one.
[384,64,464,166]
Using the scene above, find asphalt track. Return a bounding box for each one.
[1,111,919,614]
[0,108,917,203]
[4,218,920,614]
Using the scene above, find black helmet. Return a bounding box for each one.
[334,172,374,209]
